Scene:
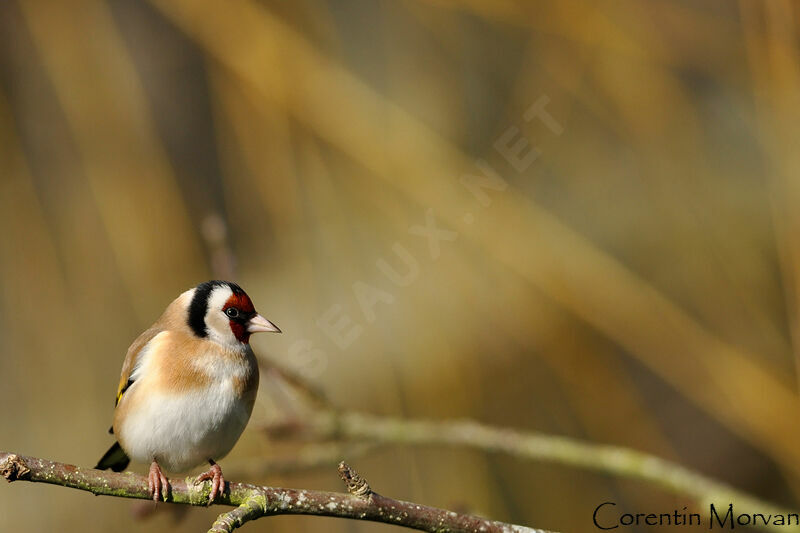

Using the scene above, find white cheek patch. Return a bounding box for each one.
[204,286,240,348]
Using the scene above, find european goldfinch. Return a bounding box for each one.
[95,280,280,503]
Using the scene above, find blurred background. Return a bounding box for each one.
[1,1,799,531]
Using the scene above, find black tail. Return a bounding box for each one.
[95,441,130,472]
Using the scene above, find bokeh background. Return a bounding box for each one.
[1,1,799,532]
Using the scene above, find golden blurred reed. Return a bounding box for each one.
[1,1,799,532]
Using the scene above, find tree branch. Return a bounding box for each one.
[262,410,797,531]
[254,356,798,532]
[0,451,554,533]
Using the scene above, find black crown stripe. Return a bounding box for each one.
[187,280,243,338]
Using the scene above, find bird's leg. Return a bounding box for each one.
[147,460,170,502]
[195,459,225,504]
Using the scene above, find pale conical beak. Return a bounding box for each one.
[248,314,281,333]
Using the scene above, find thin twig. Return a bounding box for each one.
[0,452,554,533]
[258,356,332,408]
[262,410,797,532]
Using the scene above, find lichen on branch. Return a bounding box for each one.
[0,452,553,533]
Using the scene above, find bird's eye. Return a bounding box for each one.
[225,307,239,319]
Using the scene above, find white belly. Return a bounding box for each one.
[118,380,253,472]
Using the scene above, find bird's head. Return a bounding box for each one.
[185,280,280,348]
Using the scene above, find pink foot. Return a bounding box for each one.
[195,460,225,504]
[147,460,170,502]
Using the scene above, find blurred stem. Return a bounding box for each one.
[264,410,795,532]
[225,441,379,479]
[258,357,332,407]
[0,452,551,533]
